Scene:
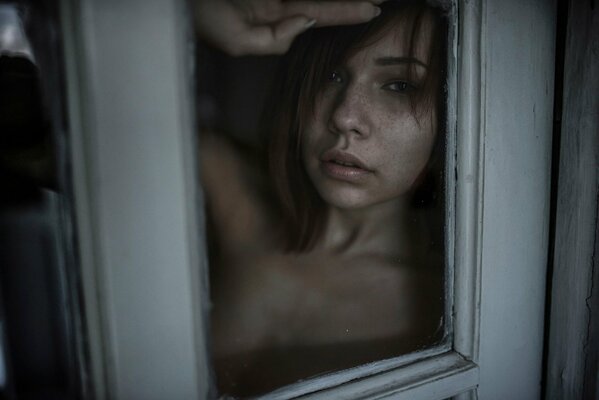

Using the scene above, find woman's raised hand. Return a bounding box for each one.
[195,0,385,56]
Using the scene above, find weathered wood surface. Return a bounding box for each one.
[476,0,556,398]
[546,1,599,398]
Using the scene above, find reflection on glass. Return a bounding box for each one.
[199,1,448,396]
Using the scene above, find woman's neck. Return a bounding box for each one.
[319,196,414,257]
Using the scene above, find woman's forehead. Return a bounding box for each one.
[347,19,434,68]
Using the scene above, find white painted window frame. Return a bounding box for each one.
[59,0,555,398]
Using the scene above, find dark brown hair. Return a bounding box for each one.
[266,0,448,252]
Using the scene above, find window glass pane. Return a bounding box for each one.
[197,2,450,396]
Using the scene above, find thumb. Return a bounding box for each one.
[271,16,317,54]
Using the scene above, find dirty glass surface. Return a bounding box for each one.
[197,6,449,396]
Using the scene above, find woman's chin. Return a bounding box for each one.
[317,185,409,212]
[318,190,378,211]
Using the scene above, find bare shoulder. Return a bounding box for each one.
[212,250,444,355]
[351,253,445,339]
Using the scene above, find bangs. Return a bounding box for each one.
[293,0,445,123]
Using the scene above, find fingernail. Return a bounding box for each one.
[373,6,382,17]
[304,19,317,29]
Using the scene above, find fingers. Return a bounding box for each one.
[242,15,316,55]
[282,1,383,27]
[195,0,387,56]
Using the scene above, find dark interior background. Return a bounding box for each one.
[0,1,87,399]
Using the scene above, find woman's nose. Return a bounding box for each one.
[327,85,370,138]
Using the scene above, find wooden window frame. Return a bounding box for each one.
[59,0,555,398]
[545,2,599,398]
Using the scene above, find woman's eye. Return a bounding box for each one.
[328,71,343,84]
[384,81,414,93]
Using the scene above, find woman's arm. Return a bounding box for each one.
[199,134,273,250]
[194,0,385,56]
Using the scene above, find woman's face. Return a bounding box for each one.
[302,19,438,211]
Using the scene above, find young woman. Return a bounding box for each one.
[199,0,448,396]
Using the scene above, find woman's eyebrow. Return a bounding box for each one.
[374,56,428,68]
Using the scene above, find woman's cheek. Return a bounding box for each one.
[384,123,435,184]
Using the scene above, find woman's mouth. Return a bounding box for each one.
[320,150,373,182]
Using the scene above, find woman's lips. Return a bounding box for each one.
[320,149,373,182]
